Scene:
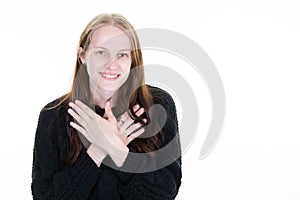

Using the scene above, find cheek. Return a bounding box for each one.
[119,61,131,84]
[121,60,132,73]
[86,58,100,73]
[86,63,98,81]
[86,64,93,77]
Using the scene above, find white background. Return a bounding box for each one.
[1,0,300,199]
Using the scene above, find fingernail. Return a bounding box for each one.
[133,105,139,111]
[69,102,73,107]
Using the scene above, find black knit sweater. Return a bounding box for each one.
[31,86,182,199]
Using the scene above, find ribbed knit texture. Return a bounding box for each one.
[31,86,182,199]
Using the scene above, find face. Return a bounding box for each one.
[81,25,132,99]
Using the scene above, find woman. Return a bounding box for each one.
[31,13,181,199]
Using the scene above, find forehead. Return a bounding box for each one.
[90,25,131,50]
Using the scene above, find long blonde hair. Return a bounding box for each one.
[52,13,160,165]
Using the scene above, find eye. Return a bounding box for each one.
[119,53,127,58]
[119,53,129,58]
[97,50,106,56]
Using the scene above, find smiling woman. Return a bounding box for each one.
[81,25,133,101]
[31,13,182,199]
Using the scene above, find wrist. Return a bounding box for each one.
[87,144,107,167]
[108,145,129,167]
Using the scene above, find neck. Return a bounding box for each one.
[90,84,115,108]
[93,94,110,108]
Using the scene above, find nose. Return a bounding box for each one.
[105,55,120,70]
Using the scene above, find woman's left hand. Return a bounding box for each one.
[112,104,147,146]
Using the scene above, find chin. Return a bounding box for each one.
[97,87,115,94]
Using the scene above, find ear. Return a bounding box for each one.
[77,47,86,65]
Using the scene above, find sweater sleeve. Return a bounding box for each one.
[115,87,182,200]
[31,105,100,200]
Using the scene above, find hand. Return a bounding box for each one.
[110,104,147,146]
[68,100,127,167]
[87,104,146,167]
[68,100,146,167]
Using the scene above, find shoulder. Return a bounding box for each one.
[42,94,69,111]
[147,85,176,108]
[146,86,179,148]
[41,94,69,114]
[35,94,70,149]
[37,94,69,130]
[146,84,178,129]
[147,85,178,119]
[34,95,70,164]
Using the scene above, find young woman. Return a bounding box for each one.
[31,13,181,199]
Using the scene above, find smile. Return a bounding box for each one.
[99,72,120,80]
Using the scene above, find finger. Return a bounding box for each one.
[133,104,140,112]
[117,111,130,127]
[117,119,128,127]
[117,104,139,124]
[117,105,144,129]
[105,102,117,123]
[118,104,139,121]
[69,102,91,123]
[126,128,145,144]
[69,121,86,135]
[125,123,143,135]
[123,107,145,126]
[120,107,145,130]
[75,100,96,119]
[68,108,88,128]
[120,115,134,130]
[117,119,123,127]
[134,107,145,117]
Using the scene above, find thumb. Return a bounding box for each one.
[104,101,116,123]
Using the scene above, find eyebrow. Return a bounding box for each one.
[94,46,131,51]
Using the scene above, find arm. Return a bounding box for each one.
[115,88,182,200]
[116,156,181,200]
[31,107,101,200]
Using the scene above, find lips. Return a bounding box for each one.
[99,72,120,81]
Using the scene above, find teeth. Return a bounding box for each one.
[102,73,118,78]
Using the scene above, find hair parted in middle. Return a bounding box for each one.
[57,13,162,165]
